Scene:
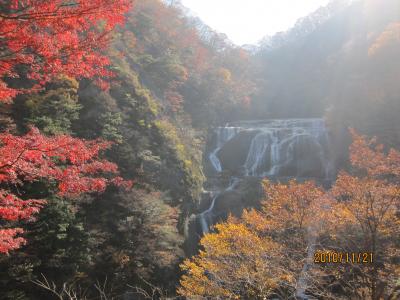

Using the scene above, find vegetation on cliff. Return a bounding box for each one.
[0,0,399,299]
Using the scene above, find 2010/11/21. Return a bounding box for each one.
[314,251,374,264]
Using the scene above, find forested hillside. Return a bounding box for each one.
[0,0,252,298]
[0,0,399,299]
[252,0,400,158]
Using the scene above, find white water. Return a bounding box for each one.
[202,119,334,236]
[209,119,334,180]
[198,119,335,298]
[226,177,240,191]
[198,177,241,234]
[199,193,218,234]
[244,131,274,176]
[209,126,242,172]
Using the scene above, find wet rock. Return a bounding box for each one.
[203,177,263,229]
[279,135,324,178]
[216,129,260,172]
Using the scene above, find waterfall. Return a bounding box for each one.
[226,177,240,191]
[199,118,334,232]
[200,119,334,234]
[198,177,240,234]
[244,131,273,176]
[187,118,336,297]
[209,119,333,180]
[198,193,218,234]
[209,126,241,172]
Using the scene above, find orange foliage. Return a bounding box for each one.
[327,131,400,299]
[369,23,400,57]
[179,130,400,299]
[262,179,325,230]
[349,128,400,178]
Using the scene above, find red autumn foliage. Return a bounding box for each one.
[0,228,25,254]
[0,0,132,102]
[0,127,132,254]
[0,0,133,254]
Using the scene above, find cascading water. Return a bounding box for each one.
[189,118,335,299]
[209,118,334,180]
[244,131,274,176]
[196,119,334,236]
[198,192,218,234]
[198,177,240,234]
[208,126,241,172]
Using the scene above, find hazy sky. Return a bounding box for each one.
[181,0,330,45]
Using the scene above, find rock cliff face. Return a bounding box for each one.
[216,130,260,172]
[185,119,335,254]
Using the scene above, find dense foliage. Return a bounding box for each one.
[0,0,132,101]
[0,0,132,257]
[0,0,254,298]
[180,131,400,299]
[0,0,399,299]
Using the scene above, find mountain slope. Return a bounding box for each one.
[252,0,399,127]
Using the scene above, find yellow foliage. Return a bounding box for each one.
[179,131,400,299]
[179,219,298,299]
[217,67,232,83]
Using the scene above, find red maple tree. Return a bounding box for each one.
[0,0,133,254]
[0,127,132,254]
[0,0,132,101]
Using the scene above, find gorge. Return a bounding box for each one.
[1,0,399,298]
